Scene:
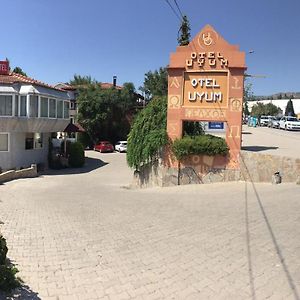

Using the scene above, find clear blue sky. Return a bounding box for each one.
[2,0,300,96]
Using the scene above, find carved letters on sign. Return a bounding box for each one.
[184,108,226,119]
[230,98,242,112]
[186,51,228,68]
[168,95,181,108]
[228,125,240,139]
[231,77,241,90]
[170,77,180,89]
[167,122,179,134]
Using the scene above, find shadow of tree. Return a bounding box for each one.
[41,156,108,176]
[0,285,41,300]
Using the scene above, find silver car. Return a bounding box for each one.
[268,116,280,128]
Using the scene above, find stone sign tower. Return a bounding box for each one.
[167,24,246,171]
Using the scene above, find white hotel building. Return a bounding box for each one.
[0,61,70,171]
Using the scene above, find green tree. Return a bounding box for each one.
[285,99,296,116]
[244,101,250,116]
[251,102,281,118]
[69,74,94,85]
[120,82,137,111]
[243,81,254,116]
[141,67,168,99]
[127,96,168,170]
[77,82,137,143]
[12,67,27,77]
[178,15,191,46]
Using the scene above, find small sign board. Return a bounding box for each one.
[208,122,224,130]
[0,61,9,75]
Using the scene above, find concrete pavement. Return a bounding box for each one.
[0,151,299,299]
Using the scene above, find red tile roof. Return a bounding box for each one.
[58,82,123,91]
[0,72,64,91]
[99,82,123,90]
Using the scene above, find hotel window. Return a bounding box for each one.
[15,95,19,116]
[49,98,56,118]
[25,133,34,149]
[25,133,43,150]
[0,133,9,151]
[40,97,48,117]
[70,101,76,110]
[64,101,69,119]
[34,133,43,149]
[57,100,63,118]
[20,96,27,116]
[29,95,38,117]
[0,95,13,116]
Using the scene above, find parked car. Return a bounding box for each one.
[268,116,280,129]
[279,116,300,131]
[259,115,272,126]
[115,141,127,152]
[94,141,114,152]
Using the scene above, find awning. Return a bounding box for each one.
[63,123,85,133]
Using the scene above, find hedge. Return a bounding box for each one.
[171,135,229,160]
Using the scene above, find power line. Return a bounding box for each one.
[163,0,182,21]
[173,0,184,18]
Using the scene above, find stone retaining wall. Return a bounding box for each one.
[0,164,38,184]
[131,151,300,188]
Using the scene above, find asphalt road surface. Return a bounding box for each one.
[242,125,300,158]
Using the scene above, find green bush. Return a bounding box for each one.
[172,135,229,160]
[68,142,85,168]
[127,96,168,170]
[0,236,8,265]
[0,235,21,292]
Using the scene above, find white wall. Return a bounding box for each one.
[0,132,51,171]
[248,99,300,115]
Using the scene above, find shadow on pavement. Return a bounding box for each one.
[242,146,278,152]
[41,157,108,176]
[0,286,41,300]
[242,131,253,135]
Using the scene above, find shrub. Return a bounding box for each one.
[0,235,21,292]
[0,236,8,265]
[172,134,229,160]
[68,142,85,168]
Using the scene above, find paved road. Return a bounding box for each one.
[0,151,300,300]
[242,125,300,158]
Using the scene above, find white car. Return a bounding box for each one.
[279,116,300,131]
[115,141,127,152]
[260,115,272,126]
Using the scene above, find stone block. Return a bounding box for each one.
[202,169,224,184]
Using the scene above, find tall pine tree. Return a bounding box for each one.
[177,15,191,46]
[285,99,296,116]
